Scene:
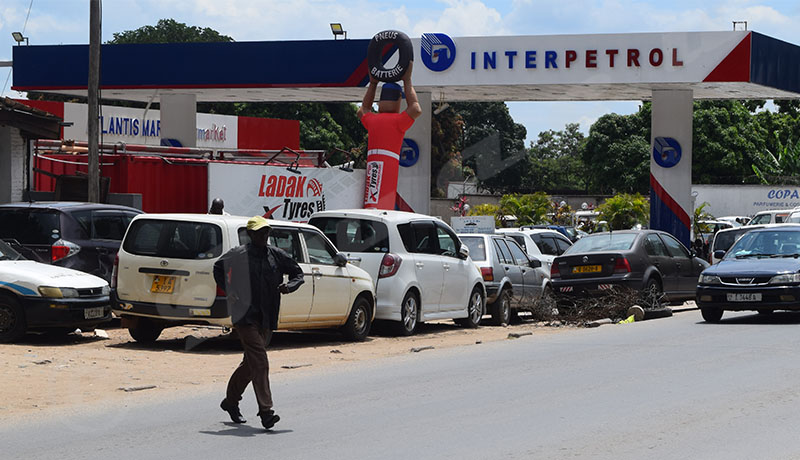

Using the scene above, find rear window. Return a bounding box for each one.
[460,236,486,261]
[713,229,750,253]
[567,233,637,253]
[309,217,389,253]
[123,220,223,259]
[0,210,60,245]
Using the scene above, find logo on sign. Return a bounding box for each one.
[421,33,456,72]
[653,137,682,168]
[307,178,323,197]
[365,161,383,204]
[257,174,326,221]
[400,138,420,167]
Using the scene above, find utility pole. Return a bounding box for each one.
[87,0,101,202]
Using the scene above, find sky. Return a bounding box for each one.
[2,0,800,146]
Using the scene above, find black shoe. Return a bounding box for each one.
[220,399,246,424]
[259,410,280,430]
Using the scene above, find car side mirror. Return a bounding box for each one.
[713,249,726,260]
[459,244,470,259]
[333,252,348,267]
[528,258,541,268]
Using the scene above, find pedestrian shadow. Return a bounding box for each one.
[200,422,293,437]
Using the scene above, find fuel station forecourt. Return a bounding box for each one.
[11,30,800,245]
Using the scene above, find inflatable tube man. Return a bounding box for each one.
[358,62,423,210]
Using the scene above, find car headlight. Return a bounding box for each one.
[769,273,800,284]
[101,285,110,295]
[38,286,80,298]
[699,275,722,285]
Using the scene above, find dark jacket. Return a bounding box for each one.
[213,243,304,330]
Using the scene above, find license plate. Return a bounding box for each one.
[151,275,176,294]
[84,307,105,319]
[726,293,762,302]
[572,265,601,274]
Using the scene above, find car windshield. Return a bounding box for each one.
[460,236,486,261]
[727,230,800,259]
[713,229,750,253]
[566,233,637,253]
[0,240,23,261]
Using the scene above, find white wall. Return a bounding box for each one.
[693,184,800,217]
[0,126,25,203]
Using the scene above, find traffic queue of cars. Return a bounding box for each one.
[4,200,800,342]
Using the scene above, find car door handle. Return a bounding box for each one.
[443,263,450,270]
[311,268,323,279]
[416,262,424,268]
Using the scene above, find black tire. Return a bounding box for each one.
[128,318,164,343]
[641,278,663,309]
[395,291,419,336]
[367,30,413,82]
[342,296,372,341]
[455,287,484,328]
[490,288,512,326]
[0,294,26,343]
[701,307,723,323]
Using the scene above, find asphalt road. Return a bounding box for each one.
[4,309,800,460]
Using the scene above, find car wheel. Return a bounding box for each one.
[0,295,26,343]
[641,278,663,309]
[757,309,774,315]
[701,307,723,323]
[490,288,512,326]
[128,318,164,343]
[455,287,484,328]
[395,291,419,336]
[342,296,372,341]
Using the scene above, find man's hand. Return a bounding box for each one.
[279,283,290,294]
[402,60,414,84]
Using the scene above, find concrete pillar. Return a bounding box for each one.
[650,89,693,248]
[160,93,197,147]
[0,127,25,204]
[397,92,431,214]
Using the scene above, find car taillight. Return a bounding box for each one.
[481,267,494,281]
[51,239,80,262]
[613,257,631,274]
[110,254,119,289]
[550,263,561,278]
[216,285,226,297]
[379,253,402,278]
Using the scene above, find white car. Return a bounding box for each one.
[112,214,375,343]
[0,239,111,342]
[748,209,793,226]
[495,228,572,273]
[309,209,486,335]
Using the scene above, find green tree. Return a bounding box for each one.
[499,192,551,226]
[455,102,529,194]
[431,107,466,196]
[467,203,502,227]
[108,18,233,43]
[527,123,587,192]
[597,193,649,230]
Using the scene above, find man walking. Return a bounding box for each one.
[358,62,422,210]
[213,216,304,430]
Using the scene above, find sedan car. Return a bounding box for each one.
[459,233,547,325]
[696,225,800,322]
[550,230,709,308]
[0,239,112,342]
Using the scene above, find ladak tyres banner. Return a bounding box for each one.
[208,163,365,223]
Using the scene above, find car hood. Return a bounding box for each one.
[705,257,800,276]
[0,260,107,295]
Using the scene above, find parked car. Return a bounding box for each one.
[309,209,485,335]
[697,225,800,322]
[708,225,768,264]
[550,230,709,307]
[459,233,548,324]
[112,214,375,343]
[520,224,571,240]
[0,239,111,342]
[717,216,750,227]
[747,209,792,226]
[0,202,142,282]
[496,228,573,272]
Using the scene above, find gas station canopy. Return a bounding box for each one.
[11,30,800,103]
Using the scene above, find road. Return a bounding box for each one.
[3,309,800,459]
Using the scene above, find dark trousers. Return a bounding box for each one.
[226,324,273,414]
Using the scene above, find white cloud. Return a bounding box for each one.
[412,0,507,37]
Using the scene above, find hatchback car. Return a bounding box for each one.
[550,230,709,308]
[112,214,375,343]
[0,239,111,342]
[309,209,485,335]
[0,202,142,282]
[496,228,572,272]
[459,233,547,325]
[697,225,800,322]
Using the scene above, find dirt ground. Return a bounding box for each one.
[0,318,576,422]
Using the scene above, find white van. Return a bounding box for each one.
[747,209,793,226]
[112,214,375,343]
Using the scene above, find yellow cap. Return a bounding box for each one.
[246,216,272,231]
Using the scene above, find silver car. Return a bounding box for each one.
[459,233,548,325]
